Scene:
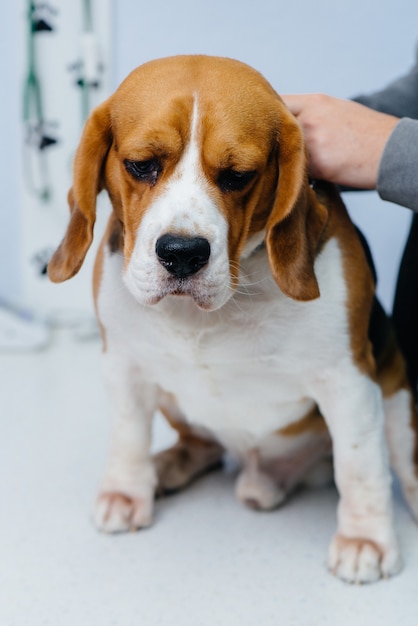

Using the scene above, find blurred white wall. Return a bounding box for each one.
[114,0,418,312]
[0,3,22,304]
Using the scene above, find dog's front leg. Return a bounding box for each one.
[311,365,402,583]
[93,352,158,533]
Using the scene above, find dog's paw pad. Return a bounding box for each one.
[328,534,402,584]
[93,492,153,533]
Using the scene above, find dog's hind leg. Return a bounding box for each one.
[154,393,224,496]
[384,387,418,521]
[371,298,418,520]
[374,315,418,521]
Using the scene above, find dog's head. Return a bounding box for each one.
[48,55,328,310]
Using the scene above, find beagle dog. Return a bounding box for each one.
[49,55,418,584]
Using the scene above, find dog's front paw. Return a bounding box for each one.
[328,534,402,584]
[93,491,154,533]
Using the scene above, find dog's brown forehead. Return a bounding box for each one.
[110,55,282,154]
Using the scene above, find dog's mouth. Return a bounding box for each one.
[124,247,232,312]
[142,273,230,312]
[162,278,216,310]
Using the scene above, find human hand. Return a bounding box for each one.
[281,94,399,189]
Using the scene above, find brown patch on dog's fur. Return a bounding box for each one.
[278,405,328,437]
[107,214,125,254]
[376,331,409,398]
[314,183,377,380]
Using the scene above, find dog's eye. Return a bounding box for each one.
[124,158,161,186]
[218,169,256,193]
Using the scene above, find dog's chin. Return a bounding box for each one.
[169,292,218,311]
[133,283,232,312]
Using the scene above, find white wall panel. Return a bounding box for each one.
[0,3,22,304]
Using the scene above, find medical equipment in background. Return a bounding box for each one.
[23,0,102,205]
[1,0,105,351]
[23,1,59,204]
[72,0,102,122]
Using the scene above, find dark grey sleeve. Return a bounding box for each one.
[377,118,418,211]
[353,49,418,118]
[352,48,418,211]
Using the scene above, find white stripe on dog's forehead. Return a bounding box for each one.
[176,97,201,180]
[157,97,212,230]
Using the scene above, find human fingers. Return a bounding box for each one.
[280,94,307,116]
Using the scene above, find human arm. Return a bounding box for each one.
[352,51,418,210]
[282,48,418,211]
[281,94,399,190]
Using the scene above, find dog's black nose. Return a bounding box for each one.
[155,234,211,278]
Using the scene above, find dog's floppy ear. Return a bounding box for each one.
[266,103,328,301]
[48,100,112,283]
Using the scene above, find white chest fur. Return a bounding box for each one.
[98,238,349,452]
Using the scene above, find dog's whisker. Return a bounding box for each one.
[234,289,262,297]
[229,263,269,288]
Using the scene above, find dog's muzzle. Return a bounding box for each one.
[155,234,211,278]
